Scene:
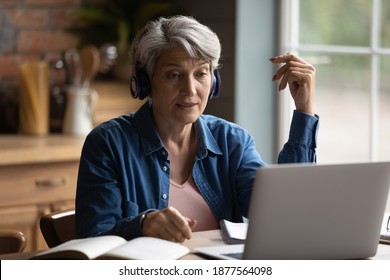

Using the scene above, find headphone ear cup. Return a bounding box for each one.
[209,69,222,99]
[130,69,151,100]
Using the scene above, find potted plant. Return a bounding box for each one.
[67,0,184,79]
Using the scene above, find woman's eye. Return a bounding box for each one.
[167,72,180,79]
[197,72,208,79]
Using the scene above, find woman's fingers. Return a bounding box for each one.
[142,207,195,243]
[270,53,316,115]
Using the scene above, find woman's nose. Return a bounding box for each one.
[181,76,196,96]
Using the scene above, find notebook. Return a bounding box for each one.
[379,212,390,244]
[195,162,390,259]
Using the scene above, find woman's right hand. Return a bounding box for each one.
[142,206,197,243]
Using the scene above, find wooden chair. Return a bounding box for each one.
[40,209,76,248]
[0,230,27,254]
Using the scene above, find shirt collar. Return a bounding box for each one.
[195,116,223,158]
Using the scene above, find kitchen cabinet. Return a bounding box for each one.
[0,81,143,252]
[0,135,84,252]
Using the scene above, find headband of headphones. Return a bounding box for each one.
[130,67,222,100]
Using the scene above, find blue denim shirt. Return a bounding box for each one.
[76,101,319,240]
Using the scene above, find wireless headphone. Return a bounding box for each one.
[130,67,222,100]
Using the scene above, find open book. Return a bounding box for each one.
[31,235,190,260]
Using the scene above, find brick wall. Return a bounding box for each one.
[0,0,83,133]
[0,0,81,80]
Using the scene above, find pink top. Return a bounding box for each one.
[168,173,219,231]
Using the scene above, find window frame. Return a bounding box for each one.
[278,0,388,162]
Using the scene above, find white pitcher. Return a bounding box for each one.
[62,87,98,136]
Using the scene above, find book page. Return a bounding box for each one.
[32,235,126,259]
[100,237,190,260]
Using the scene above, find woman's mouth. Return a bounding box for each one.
[176,102,197,108]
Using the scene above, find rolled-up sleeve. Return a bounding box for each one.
[277,110,319,163]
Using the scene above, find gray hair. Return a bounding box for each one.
[130,15,221,78]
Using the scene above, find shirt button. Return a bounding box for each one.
[162,165,168,172]
[161,150,166,156]
[162,193,168,199]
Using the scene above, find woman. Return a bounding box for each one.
[76,15,319,243]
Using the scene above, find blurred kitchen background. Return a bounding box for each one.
[0,0,238,136]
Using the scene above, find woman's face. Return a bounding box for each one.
[150,47,212,129]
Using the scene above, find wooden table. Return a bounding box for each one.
[182,230,226,259]
[1,230,389,260]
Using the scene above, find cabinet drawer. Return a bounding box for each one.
[0,161,79,207]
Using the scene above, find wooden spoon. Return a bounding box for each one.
[79,45,100,89]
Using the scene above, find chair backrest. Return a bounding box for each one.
[40,209,76,248]
[0,230,27,254]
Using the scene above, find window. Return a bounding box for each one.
[279,0,390,163]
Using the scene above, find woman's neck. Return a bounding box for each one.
[159,124,197,184]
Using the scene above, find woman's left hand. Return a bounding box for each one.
[270,53,316,116]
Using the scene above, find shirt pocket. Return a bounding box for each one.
[122,200,139,218]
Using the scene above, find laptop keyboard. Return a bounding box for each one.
[222,252,243,259]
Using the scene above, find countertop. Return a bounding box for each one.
[0,135,85,166]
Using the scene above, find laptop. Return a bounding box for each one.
[195,162,390,259]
